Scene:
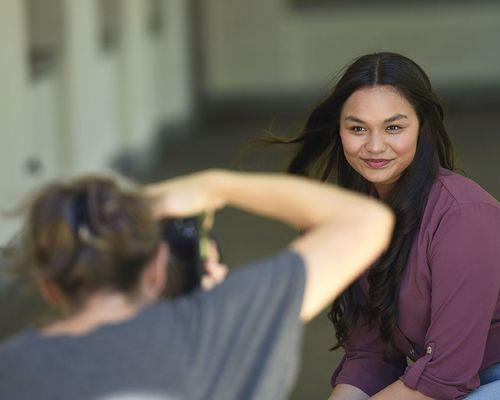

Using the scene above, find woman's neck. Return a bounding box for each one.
[374,182,394,200]
[41,292,149,337]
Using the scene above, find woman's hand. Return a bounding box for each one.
[143,170,227,219]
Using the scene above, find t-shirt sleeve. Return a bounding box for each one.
[331,306,407,396]
[400,203,500,399]
[173,249,306,400]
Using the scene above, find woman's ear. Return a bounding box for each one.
[140,242,169,301]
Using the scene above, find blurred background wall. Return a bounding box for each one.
[0,0,193,243]
[1,0,499,398]
[202,1,500,98]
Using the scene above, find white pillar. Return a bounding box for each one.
[0,0,32,243]
[59,0,96,173]
[120,0,194,149]
[162,0,194,122]
[120,0,151,148]
[61,0,123,174]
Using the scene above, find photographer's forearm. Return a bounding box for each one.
[210,170,379,230]
[146,169,380,228]
[147,169,394,322]
[211,171,394,322]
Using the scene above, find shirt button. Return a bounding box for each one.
[426,346,433,355]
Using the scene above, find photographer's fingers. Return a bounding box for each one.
[145,190,206,219]
[146,194,175,219]
[142,171,227,220]
[201,275,217,291]
[206,240,220,263]
[143,178,199,219]
[201,261,229,291]
[202,211,215,230]
[208,261,229,283]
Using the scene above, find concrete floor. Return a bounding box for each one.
[1,97,499,399]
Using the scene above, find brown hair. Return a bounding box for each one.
[17,175,160,306]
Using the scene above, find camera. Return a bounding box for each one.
[159,216,216,298]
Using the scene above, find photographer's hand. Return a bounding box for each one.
[201,260,229,291]
[201,240,228,291]
[144,171,226,219]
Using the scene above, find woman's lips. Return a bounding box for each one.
[362,158,393,169]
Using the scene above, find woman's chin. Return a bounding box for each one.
[356,167,401,187]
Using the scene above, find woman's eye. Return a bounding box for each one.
[387,125,402,133]
[350,126,366,133]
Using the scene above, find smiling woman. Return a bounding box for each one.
[339,86,420,199]
[265,52,500,399]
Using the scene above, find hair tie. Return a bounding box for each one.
[67,193,90,234]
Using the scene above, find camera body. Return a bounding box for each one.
[159,217,210,298]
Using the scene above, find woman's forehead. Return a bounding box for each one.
[341,85,416,122]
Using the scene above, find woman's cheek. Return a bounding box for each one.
[391,132,418,161]
[340,133,361,158]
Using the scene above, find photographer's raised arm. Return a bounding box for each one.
[146,170,394,322]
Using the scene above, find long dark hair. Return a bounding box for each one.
[269,52,455,357]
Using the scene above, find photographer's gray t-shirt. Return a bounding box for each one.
[0,250,305,400]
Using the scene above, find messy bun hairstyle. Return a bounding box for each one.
[20,176,160,305]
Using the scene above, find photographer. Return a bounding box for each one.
[0,170,393,400]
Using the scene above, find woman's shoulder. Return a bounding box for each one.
[419,169,500,277]
[432,168,498,209]
[420,168,499,243]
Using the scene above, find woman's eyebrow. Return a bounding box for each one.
[344,116,365,123]
[384,114,408,123]
[344,114,408,124]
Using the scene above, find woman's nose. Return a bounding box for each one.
[365,132,386,154]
